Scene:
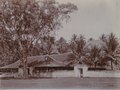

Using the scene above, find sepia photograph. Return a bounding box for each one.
[0,0,120,89]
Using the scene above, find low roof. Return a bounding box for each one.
[0,60,21,68]
[0,52,72,69]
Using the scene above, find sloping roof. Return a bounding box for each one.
[0,60,21,68]
[0,52,72,68]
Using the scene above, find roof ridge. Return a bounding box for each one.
[47,55,65,66]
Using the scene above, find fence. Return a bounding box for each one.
[84,70,120,77]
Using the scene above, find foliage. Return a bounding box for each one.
[57,37,69,53]
[85,45,104,68]
[69,34,86,65]
[0,0,77,78]
[101,33,120,70]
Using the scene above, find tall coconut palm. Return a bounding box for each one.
[57,37,69,53]
[102,33,120,70]
[86,45,102,69]
[99,34,106,42]
[69,34,86,65]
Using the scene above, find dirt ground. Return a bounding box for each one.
[1,77,120,89]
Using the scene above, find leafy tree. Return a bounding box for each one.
[0,31,21,66]
[0,0,77,78]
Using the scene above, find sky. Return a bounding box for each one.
[55,0,120,41]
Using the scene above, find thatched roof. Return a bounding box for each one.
[0,52,72,68]
[0,60,21,68]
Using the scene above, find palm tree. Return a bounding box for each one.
[86,45,102,69]
[99,34,106,42]
[102,33,120,70]
[69,34,86,65]
[57,37,69,53]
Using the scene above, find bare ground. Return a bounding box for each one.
[1,77,120,89]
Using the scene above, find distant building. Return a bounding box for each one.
[0,53,88,78]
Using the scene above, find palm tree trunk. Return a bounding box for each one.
[111,60,113,70]
[94,62,97,71]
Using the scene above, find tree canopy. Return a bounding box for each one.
[0,0,77,78]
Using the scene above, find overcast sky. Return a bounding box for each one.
[55,0,120,41]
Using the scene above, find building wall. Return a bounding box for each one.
[18,66,120,78]
[74,65,88,77]
[84,70,120,77]
[52,70,75,77]
[18,68,24,77]
[34,69,120,78]
[74,65,120,78]
[33,70,75,77]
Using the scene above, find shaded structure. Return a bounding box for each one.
[0,53,88,78]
